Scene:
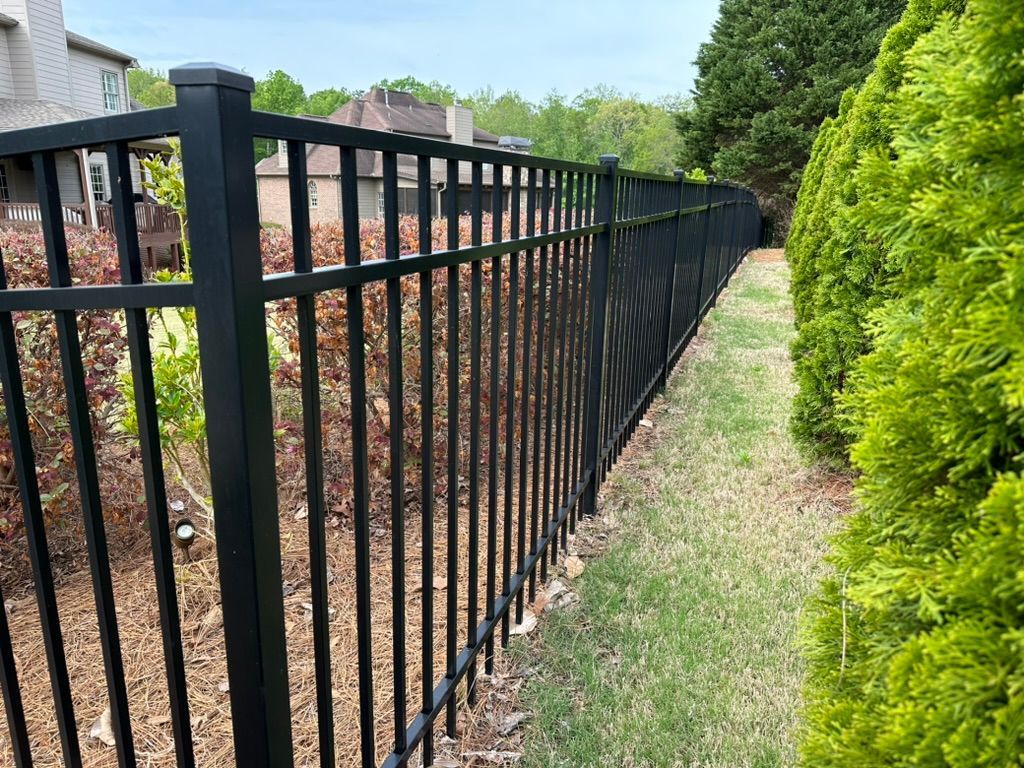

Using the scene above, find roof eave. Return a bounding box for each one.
[65,32,137,66]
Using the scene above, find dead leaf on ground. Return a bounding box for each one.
[563,556,585,579]
[462,750,522,763]
[532,590,549,614]
[509,610,538,636]
[639,418,653,428]
[88,706,116,747]
[497,712,532,737]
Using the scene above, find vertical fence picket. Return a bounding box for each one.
[415,152,435,768]
[582,155,618,516]
[108,139,195,768]
[286,138,335,768]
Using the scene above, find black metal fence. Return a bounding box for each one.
[0,64,761,768]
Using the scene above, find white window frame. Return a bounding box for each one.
[101,71,121,113]
[377,191,385,217]
[0,163,9,203]
[308,180,318,209]
[89,163,107,202]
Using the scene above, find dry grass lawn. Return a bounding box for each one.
[499,253,848,768]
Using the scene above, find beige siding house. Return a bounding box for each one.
[0,0,144,225]
[255,89,526,227]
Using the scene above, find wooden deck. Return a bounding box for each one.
[0,200,182,270]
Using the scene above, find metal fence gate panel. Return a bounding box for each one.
[0,64,762,768]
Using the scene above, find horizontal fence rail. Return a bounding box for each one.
[0,64,762,768]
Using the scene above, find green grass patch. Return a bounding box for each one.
[509,259,841,768]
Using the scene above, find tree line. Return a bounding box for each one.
[128,68,687,173]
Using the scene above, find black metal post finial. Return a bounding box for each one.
[168,62,254,92]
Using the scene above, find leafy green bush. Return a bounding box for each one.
[800,2,1024,764]
[786,0,965,459]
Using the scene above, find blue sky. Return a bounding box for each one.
[62,0,720,102]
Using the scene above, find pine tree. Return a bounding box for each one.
[678,0,904,233]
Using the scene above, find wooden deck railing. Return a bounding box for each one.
[0,200,88,226]
[0,201,180,235]
[94,202,182,235]
[1,200,183,270]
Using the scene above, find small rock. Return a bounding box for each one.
[639,418,653,428]
[217,681,230,693]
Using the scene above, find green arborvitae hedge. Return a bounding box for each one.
[800,1,1024,765]
[786,0,965,460]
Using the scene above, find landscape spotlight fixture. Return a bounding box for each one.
[174,518,197,558]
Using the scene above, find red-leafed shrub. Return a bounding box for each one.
[0,227,134,538]
[0,212,557,541]
[262,215,535,517]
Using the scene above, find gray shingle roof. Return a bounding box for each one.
[65,30,137,66]
[256,88,501,180]
[0,98,96,131]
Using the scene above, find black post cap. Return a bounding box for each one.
[169,63,254,93]
[599,154,619,166]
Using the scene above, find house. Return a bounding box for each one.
[255,88,530,226]
[0,0,157,228]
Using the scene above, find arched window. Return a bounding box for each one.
[308,180,319,209]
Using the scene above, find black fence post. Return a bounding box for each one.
[169,63,294,768]
[581,154,618,516]
[660,169,686,390]
[694,181,713,326]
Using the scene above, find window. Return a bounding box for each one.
[398,188,418,215]
[377,191,385,217]
[102,71,120,113]
[89,164,107,202]
[308,180,318,209]
[0,164,9,203]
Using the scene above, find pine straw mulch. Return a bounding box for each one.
[0,462,593,766]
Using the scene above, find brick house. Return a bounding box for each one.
[255,88,529,226]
